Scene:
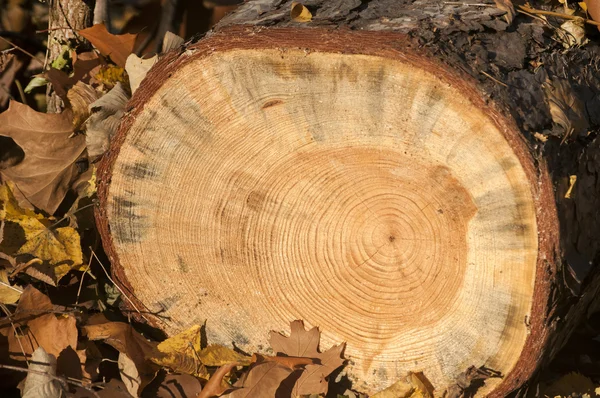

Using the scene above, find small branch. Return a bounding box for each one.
[0,36,45,65]
[90,248,152,324]
[14,80,27,105]
[0,303,30,366]
[480,70,508,87]
[518,4,600,27]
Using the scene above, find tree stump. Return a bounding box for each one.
[96,1,600,395]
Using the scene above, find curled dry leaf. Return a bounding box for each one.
[197,363,238,398]
[86,82,129,158]
[291,2,312,22]
[494,0,516,24]
[0,53,24,108]
[0,101,87,214]
[557,19,588,48]
[543,77,589,143]
[83,321,159,392]
[67,82,101,130]
[0,183,84,283]
[119,352,142,397]
[0,268,22,304]
[79,24,137,68]
[125,54,158,94]
[150,325,205,377]
[21,347,64,398]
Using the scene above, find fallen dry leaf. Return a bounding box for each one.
[199,344,251,368]
[4,286,79,364]
[0,183,84,283]
[125,53,157,94]
[150,325,205,377]
[543,77,589,143]
[21,347,64,398]
[46,52,103,99]
[292,342,345,396]
[0,267,22,304]
[266,321,345,396]
[86,82,129,158]
[494,0,515,24]
[541,371,597,397]
[143,372,203,398]
[585,0,600,25]
[84,321,159,392]
[197,363,238,398]
[228,361,296,398]
[269,320,321,358]
[0,53,23,109]
[119,352,142,397]
[251,353,314,369]
[67,82,101,130]
[0,101,87,214]
[79,24,137,67]
[162,31,185,53]
[371,379,414,398]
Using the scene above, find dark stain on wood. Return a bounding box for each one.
[111,195,149,244]
[177,255,189,273]
[122,161,159,180]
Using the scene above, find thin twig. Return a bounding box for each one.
[75,256,93,305]
[49,201,98,230]
[0,280,23,294]
[0,303,30,366]
[518,4,600,27]
[0,363,101,397]
[89,248,150,324]
[480,70,508,87]
[443,1,495,6]
[0,36,45,65]
[14,80,27,105]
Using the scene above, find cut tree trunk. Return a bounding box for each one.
[95,1,600,396]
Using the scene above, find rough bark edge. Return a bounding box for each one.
[94,26,559,397]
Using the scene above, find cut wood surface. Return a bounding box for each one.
[96,1,600,396]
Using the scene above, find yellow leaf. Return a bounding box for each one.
[541,372,596,397]
[291,2,312,22]
[0,268,22,304]
[0,183,83,283]
[150,325,207,377]
[199,344,251,367]
[150,326,251,378]
[95,65,128,87]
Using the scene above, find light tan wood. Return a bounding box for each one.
[106,49,538,394]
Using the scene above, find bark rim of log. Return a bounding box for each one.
[95,26,560,397]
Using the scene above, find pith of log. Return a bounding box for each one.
[95,1,600,396]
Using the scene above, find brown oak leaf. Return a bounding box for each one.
[229,361,297,398]
[0,101,86,214]
[79,24,136,67]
